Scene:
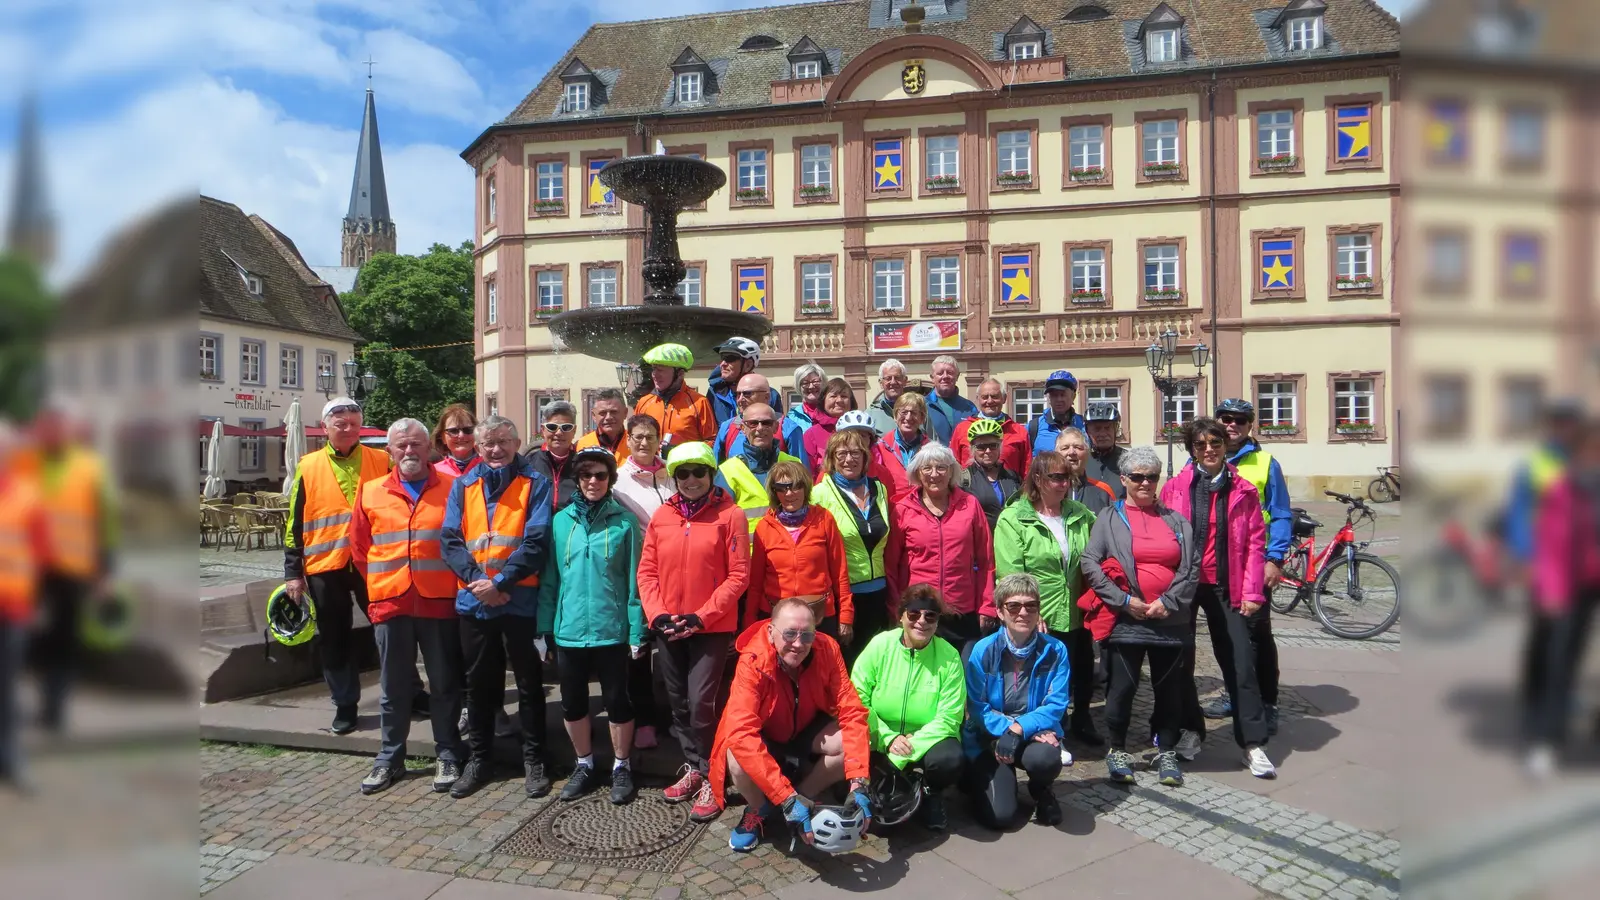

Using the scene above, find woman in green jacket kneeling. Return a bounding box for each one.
[993,450,1101,749]
[850,583,966,832]
[537,448,647,806]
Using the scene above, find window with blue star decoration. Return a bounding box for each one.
[1260,239,1295,291]
[1425,99,1467,164]
[999,252,1033,306]
[872,138,903,190]
[1335,104,1372,162]
[1504,234,1542,293]
[737,264,769,314]
[587,157,615,206]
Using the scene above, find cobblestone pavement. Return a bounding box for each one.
[200,545,282,588]
[201,842,275,894]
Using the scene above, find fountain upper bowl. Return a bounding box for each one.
[599,155,727,208]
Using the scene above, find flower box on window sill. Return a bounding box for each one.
[1068,167,1106,182]
[925,176,960,190]
[534,200,566,215]
[1142,163,1182,177]
[1258,424,1300,437]
[1335,423,1377,436]
[1070,290,1106,305]
[535,307,563,319]
[798,185,833,200]
[1143,290,1184,304]
[735,188,769,202]
[799,302,835,316]
[1256,155,1299,170]
[927,299,961,311]
[1159,425,1187,441]
[587,202,617,213]
[1335,277,1375,291]
[997,172,1034,186]
[202,369,218,381]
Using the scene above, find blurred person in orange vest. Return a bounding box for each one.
[284,398,422,736]
[575,388,631,465]
[632,343,717,453]
[27,402,117,734]
[350,418,467,796]
[0,421,47,785]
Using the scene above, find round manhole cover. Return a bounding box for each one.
[201,769,278,792]
[540,792,694,861]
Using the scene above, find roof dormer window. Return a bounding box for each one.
[739,34,783,52]
[793,60,821,79]
[558,57,604,114]
[1139,3,1185,65]
[669,47,715,105]
[243,272,262,295]
[786,35,830,80]
[675,71,702,104]
[1010,41,1042,60]
[1275,0,1327,52]
[564,82,589,112]
[1002,16,1048,62]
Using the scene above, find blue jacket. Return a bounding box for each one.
[1506,444,1567,563]
[1027,411,1088,456]
[537,495,646,647]
[441,455,553,619]
[926,391,979,444]
[714,415,806,464]
[1228,438,1293,563]
[960,629,1071,759]
[707,370,783,428]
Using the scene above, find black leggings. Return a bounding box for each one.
[1524,590,1600,744]
[1179,584,1269,748]
[1104,642,1185,752]
[557,643,633,724]
[1066,628,1097,727]
[965,740,1062,829]
[910,736,966,792]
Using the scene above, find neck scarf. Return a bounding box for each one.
[1004,628,1041,659]
[808,405,839,429]
[832,471,868,493]
[776,504,810,527]
[671,486,723,521]
[894,429,923,467]
[1189,464,1231,589]
[444,453,480,476]
[634,457,665,473]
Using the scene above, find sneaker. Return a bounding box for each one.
[331,704,359,736]
[1203,694,1233,719]
[610,766,636,805]
[1244,746,1277,779]
[663,766,704,804]
[1155,750,1183,787]
[561,764,597,801]
[1069,719,1106,747]
[411,691,431,720]
[360,765,398,795]
[1174,730,1203,762]
[729,803,770,852]
[1033,791,1063,826]
[634,725,659,750]
[433,760,461,793]
[525,759,552,798]
[1265,704,1280,736]
[919,789,947,832]
[450,759,491,799]
[1106,750,1136,784]
[688,777,721,822]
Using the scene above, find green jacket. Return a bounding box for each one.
[536,496,646,648]
[849,629,966,769]
[993,494,1095,633]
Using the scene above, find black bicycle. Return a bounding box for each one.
[1368,466,1401,503]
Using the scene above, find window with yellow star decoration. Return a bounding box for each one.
[734,262,771,315]
[1424,98,1468,165]
[1252,229,1305,301]
[872,138,904,192]
[1501,233,1543,297]
[998,251,1034,308]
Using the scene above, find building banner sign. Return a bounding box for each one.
[870,320,961,353]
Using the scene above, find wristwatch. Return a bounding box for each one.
[848,777,868,793]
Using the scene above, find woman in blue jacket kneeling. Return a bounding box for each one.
[960,573,1071,829]
[537,448,647,806]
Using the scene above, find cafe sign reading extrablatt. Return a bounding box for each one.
[230,393,278,411]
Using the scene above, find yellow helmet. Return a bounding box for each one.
[666,441,717,475]
[643,343,694,370]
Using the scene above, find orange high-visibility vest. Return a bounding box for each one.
[0,477,41,621]
[461,474,540,587]
[40,447,104,579]
[359,475,457,601]
[299,446,390,574]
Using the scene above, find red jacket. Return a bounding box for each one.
[637,489,750,633]
[1534,475,1600,615]
[889,487,996,617]
[351,467,458,623]
[873,434,919,504]
[707,620,871,809]
[747,506,855,627]
[1159,463,1266,610]
[950,417,1032,480]
[1077,558,1126,642]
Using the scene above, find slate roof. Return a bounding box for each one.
[493,0,1398,131]
[198,195,363,342]
[55,198,196,335]
[1404,0,1600,68]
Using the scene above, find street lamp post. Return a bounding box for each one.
[1145,329,1210,472]
[341,357,378,400]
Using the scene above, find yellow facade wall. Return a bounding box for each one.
[1234,76,1390,192]
[850,58,984,103]
[1237,193,1391,319]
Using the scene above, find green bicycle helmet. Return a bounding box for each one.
[666,441,718,476]
[643,343,695,370]
[80,585,136,652]
[265,584,317,647]
[966,417,1005,441]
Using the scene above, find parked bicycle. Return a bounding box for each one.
[1368,465,1401,503]
[1409,502,1518,638]
[1269,491,1402,639]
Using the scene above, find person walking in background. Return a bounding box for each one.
[432,404,481,478]
[638,442,750,822]
[924,356,978,444]
[784,363,830,436]
[0,421,45,787]
[875,392,931,504]
[440,415,554,800]
[707,338,780,428]
[350,419,466,797]
[575,388,631,464]
[1027,371,1086,458]
[609,412,674,751]
[529,400,581,512]
[950,378,1031,477]
[715,373,804,463]
[890,442,995,652]
[959,418,1023,531]
[716,403,802,532]
[538,448,646,805]
[850,584,967,832]
[633,343,717,452]
[747,460,854,644]
[994,451,1099,750]
[867,358,928,440]
[800,378,855,474]
[1055,426,1116,515]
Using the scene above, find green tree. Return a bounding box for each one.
[0,253,55,420]
[341,241,476,428]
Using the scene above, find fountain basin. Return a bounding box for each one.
[599,155,726,208]
[548,306,773,364]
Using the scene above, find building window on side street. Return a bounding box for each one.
[486,176,496,223]
[927,256,960,308]
[201,335,220,381]
[1144,244,1180,295]
[588,267,618,307]
[537,162,564,201]
[1013,387,1047,423]
[1257,380,1297,429]
[1334,378,1376,427]
[486,280,498,325]
[800,144,832,192]
[240,339,263,385]
[1143,118,1179,165]
[1162,380,1199,429]
[925,135,959,183]
[239,419,264,472]
[536,271,564,314]
[1068,124,1104,171]
[997,130,1032,178]
[873,259,905,312]
[200,418,218,471]
[675,267,703,307]
[801,262,833,311]
[736,148,768,193]
[280,346,300,389]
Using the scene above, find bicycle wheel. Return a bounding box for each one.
[1312,552,1401,639]
[1368,476,1396,504]
[1269,549,1309,614]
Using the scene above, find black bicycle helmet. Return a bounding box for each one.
[572,446,619,485]
[1215,398,1255,418]
[868,752,923,827]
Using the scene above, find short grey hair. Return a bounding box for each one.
[591,388,626,406]
[995,573,1041,607]
[794,362,827,386]
[475,414,518,443]
[386,417,428,444]
[931,355,959,372]
[878,358,908,380]
[906,441,960,490]
[541,400,577,422]
[1120,445,1164,476]
[979,376,1008,397]
[1053,426,1089,449]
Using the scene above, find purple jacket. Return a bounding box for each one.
[1533,475,1600,616]
[1160,463,1266,610]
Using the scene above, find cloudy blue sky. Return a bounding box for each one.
[0,0,1415,283]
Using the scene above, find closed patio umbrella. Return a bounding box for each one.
[203,419,227,499]
[281,398,306,494]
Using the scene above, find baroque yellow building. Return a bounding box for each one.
[462,0,1401,494]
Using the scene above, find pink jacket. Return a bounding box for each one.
[1533,476,1600,615]
[888,487,996,617]
[434,454,481,479]
[1160,463,1266,610]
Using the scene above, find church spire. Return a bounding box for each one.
[5,92,55,268]
[341,67,395,267]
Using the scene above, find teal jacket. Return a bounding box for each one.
[993,494,1095,633]
[536,496,646,648]
[849,629,966,769]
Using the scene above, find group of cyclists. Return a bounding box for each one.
[271,338,1305,855]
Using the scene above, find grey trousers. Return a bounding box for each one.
[0,622,23,781]
[374,616,466,767]
[655,631,732,774]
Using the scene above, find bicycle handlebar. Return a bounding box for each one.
[1324,490,1370,513]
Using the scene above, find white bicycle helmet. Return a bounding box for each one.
[809,803,866,854]
[836,410,877,435]
[714,337,762,366]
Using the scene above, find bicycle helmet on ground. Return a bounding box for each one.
[868,753,922,827]
[966,417,1005,441]
[665,441,718,476]
[643,342,695,370]
[1045,370,1078,391]
[713,337,762,366]
[1215,398,1255,419]
[1085,403,1120,423]
[81,584,136,651]
[266,583,317,646]
[810,802,866,854]
[836,410,877,435]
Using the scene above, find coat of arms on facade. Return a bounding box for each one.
[901,61,926,95]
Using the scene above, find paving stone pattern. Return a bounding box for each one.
[201,842,275,894]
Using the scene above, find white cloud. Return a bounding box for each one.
[358,29,493,123]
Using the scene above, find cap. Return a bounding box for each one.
[1045,370,1078,391]
[322,397,362,420]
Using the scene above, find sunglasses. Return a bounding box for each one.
[744,419,776,428]
[902,609,939,624]
[720,355,743,364]
[444,426,475,436]
[771,482,805,494]
[735,388,765,397]
[1043,472,1071,484]
[1192,438,1225,449]
[973,442,1001,451]
[676,465,713,479]
[543,422,576,433]
[1218,414,1253,426]
[326,405,361,417]
[1125,473,1160,484]
[1002,601,1041,615]
[576,470,609,482]
[777,629,816,645]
